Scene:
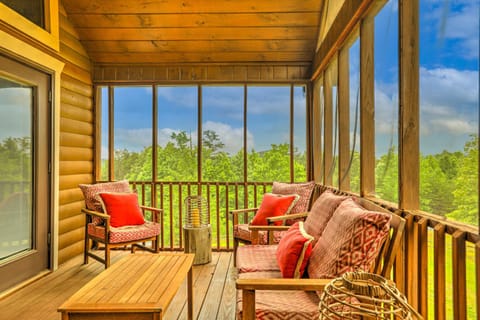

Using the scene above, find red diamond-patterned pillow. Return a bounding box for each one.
[272,181,315,215]
[307,198,391,281]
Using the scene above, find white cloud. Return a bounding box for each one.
[114,128,152,152]
[425,1,479,59]
[0,88,32,141]
[114,122,253,155]
[420,67,478,137]
[203,121,253,154]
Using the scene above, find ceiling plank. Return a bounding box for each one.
[67,13,320,29]
[88,51,314,64]
[75,27,318,41]
[62,0,323,14]
[81,40,315,53]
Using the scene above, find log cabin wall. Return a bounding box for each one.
[57,5,93,265]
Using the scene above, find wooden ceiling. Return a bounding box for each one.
[61,0,323,66]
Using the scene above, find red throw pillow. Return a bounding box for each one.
[276,222,314,278]
[98,192,145,227]
[251,193,299,226]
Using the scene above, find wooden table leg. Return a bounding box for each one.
[187,266,193,320]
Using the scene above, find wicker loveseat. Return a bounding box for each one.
[235,189,406,320]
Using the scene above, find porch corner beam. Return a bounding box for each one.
[359,15,375,197]
[311,0,373,81]
[323,73,333,186]
[398,0,420,210]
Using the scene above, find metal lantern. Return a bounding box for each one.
[319,272,423,320]
[184,195,208,228]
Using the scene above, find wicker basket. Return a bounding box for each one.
[318,272,423,320]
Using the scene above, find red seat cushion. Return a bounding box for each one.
[251,193,299,226]
[276,222,314,278]
[236,245,280,273]
[98,192,145,227]
[87,221,161,244]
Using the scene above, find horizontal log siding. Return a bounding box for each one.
[58,7,93,265]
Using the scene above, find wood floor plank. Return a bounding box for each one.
[217,253,237,320]
[0,251,236,320]
[198,252,232,320]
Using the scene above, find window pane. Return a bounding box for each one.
[419,0,479,227]
[1,0,44,28]
[202,86,244,182]
[113,86,152,181]
[0,78,32,259]
[157,86,198,181]
[349,38,361,193]
[294,85,307,182]
[374,0,399,204]
[247,86,290,182]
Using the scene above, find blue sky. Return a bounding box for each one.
[101,0,478,159]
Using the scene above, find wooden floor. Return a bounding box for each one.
[0,251,237,320]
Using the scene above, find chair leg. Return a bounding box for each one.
[105,245,110,268]
[84,237,89,265]
[233,238,239,267]
[154,235,160,252]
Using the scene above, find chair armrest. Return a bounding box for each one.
[81,207,110,221]
[236,278,330,320]
[248,225,290,244]
[236,278,330,291]
[140,205,163,223]
[230,207,259,225]
[266,212,309,224]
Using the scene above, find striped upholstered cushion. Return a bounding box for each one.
[303,190,348,242]
[236,245,280,273]
[272,181,316,220]
[236,271,320,320]
[87,221,161,244]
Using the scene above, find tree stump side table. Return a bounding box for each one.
[183,224,212,265]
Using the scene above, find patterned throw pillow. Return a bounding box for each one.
[276,222,314,278]
[303,190,348,242]
[251,193,299,226]
[307,198,391,282]
[98,192,145,227]
[79,180,131,212]
[272,181,316,215]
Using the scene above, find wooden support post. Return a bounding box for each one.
[312,78,324,182]
[417,218,428,317]
[398,0,420,210]
[359,14,375,197]
[323,69,333,186]
[338,46,350,191]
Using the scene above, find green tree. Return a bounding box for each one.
[448,135,479,225]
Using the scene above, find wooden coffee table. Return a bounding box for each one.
[58,253,195,320]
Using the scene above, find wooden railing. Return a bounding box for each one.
[129,181,272,251]
[129,181,478,319]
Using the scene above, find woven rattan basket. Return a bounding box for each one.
[318,272,423,320]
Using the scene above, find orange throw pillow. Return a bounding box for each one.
[276,222,314,278]
[98,192,145,227]
[251,193,299,226]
